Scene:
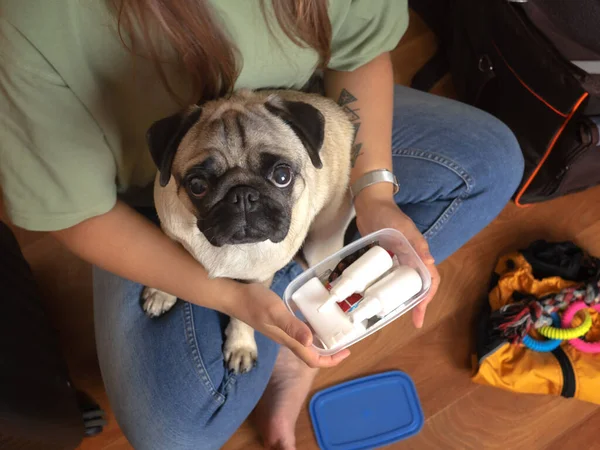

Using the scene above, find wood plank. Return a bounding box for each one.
[575,218,600,257]
[546,409,600,450]
[400,387,598,450]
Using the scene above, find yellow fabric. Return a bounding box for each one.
[563,344,600,403]
[489,253,578,311]
[472,251,600,405]
[473,344,564,396]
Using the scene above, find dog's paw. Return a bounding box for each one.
[224,319,258,373]
[223,320,258,373]
[224,344,258,374]
[141,287,177,318]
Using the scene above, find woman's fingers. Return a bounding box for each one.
[410,242,437,328]
[271,326,350,368]
[417,241,435,265]
[412,261,440,328]
[403,224,434,265]
[263,305,351,368]
[412,303,427,329]
[426,263,441,300]
[293,346,351,368]
[267,301,313,346]
[262,320,311,350]
[315,349,351,367]
[284,318,313,347]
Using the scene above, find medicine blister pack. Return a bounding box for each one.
[283,228,432,355]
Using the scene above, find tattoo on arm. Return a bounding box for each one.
[337,88,362,167]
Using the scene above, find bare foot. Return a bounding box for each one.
[253,347,318,449]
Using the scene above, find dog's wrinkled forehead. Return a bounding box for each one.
[175,97,299,172]
[147,90,325,187]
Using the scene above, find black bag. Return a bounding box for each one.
[410,0,600,205]
[0,222,105,449]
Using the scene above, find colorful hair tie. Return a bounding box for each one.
[538,309,592,340]
[522,313,562,352]
[562,301,600,354]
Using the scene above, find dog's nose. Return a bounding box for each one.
[226,186,260,211]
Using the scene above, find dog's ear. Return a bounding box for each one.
[146,107,203,187]
[265,100,324,169]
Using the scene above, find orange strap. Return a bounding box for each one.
[490,43,590,207]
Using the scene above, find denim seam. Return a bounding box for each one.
[392,148,473,240]
[392,148,475,193]
[182,302,225,404]
[223,372,237,392]
[423,197,463,240]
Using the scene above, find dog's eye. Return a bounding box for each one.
[270,165,293,188]
[187,177,208,198]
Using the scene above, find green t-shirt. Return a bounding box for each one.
[0,0,407,231]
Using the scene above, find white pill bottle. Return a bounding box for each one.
[322,246,394,311]
[350,266,423,324]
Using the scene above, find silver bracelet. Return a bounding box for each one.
[350,169,399,201]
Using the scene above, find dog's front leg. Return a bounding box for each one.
[223,277,274,374]
[303,192,355,267]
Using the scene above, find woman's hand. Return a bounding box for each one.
[353,185,441,328]
[220,279,350,368]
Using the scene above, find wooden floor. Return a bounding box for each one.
[4,11,600,450]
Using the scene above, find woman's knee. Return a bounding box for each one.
[391,87,524,199]
[105,343,277,450]
[467,113,524,200]
[112,390,229,450]
[93,269,279,449]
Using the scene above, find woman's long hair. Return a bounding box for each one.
[113,0,331,103]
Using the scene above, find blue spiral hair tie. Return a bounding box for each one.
[522,313,562,352]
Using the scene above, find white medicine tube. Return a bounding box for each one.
[291,277,366,349]
[318,245,393,312]
[350,265,423,324]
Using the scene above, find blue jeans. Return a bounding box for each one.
[94,86,524,449]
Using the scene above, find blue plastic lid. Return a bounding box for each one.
[309,371,424,450]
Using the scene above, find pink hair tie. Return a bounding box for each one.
[562,301,600,354]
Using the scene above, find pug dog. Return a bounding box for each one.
[141,89,355,373]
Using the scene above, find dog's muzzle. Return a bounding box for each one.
[199,186,289,247]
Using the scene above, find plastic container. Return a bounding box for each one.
[309,371,424,450]
[283,228,432,356]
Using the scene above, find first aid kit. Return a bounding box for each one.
[283,229,432,356]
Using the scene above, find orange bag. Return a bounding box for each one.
[471,243,600,405]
